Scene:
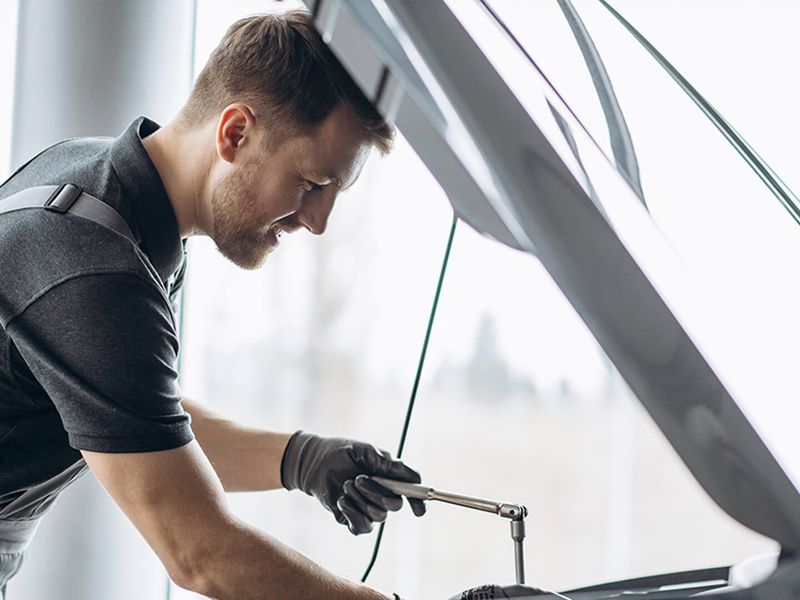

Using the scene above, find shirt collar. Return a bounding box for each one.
[109,116,184,284]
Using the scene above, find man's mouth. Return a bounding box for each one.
[262,228,279,245]
[264,225,291,246]
[271,223,300,239]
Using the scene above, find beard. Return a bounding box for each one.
[210,167,277,270]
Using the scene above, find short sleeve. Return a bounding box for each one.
[6,272,194,452]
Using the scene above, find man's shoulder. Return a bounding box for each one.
[0,136,120,202]
[0,207,159,327]
[0,134,148,300]
[0,131,180,325]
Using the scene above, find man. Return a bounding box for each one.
[0,9,546,600]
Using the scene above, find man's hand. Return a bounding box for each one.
[280,431,426,534]
[446,584,553,599]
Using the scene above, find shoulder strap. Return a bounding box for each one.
[0,184,135,243]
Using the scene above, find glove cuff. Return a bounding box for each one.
[280,430,307,490]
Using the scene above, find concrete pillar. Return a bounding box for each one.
[12,0,195,164]
[8,1,195,598]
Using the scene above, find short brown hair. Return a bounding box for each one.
[181,10,394,153]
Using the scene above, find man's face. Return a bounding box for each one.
[209,104,370,269]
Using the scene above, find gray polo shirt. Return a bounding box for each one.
[0,117,194,518]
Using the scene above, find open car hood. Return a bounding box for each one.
[301,0,800,560]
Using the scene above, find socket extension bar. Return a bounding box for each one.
[372,477,529,584]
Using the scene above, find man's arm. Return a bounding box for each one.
[82,442,391,600]
[181,399,428,536]
[181,398,290,492]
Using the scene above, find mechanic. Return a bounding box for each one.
[0,9,547,600]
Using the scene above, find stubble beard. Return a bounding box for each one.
[210,168,276,270]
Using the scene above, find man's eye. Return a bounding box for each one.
[305,180,323,192]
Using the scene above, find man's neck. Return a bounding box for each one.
[142,120,214,238]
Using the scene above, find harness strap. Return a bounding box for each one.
[0,183,174,293]
[0,518,40,555]
[0,184,135,243]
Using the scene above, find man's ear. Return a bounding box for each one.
[215,103,257,164]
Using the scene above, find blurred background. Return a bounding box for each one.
[1,0,797,598]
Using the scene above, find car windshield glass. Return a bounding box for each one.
[467,0,800,490]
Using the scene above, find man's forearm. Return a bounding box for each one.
[189,516,391,600]
[181,398,292,492]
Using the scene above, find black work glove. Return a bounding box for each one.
[447,584,553,599]
[280,431,426,534]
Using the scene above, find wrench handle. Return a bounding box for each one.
[371,477,433,500]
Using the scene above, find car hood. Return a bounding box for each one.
[302,0,800,555]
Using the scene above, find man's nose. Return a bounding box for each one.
[297,188,336,235]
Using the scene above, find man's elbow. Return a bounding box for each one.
[163,537,221,597]
[165,552,218,598]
